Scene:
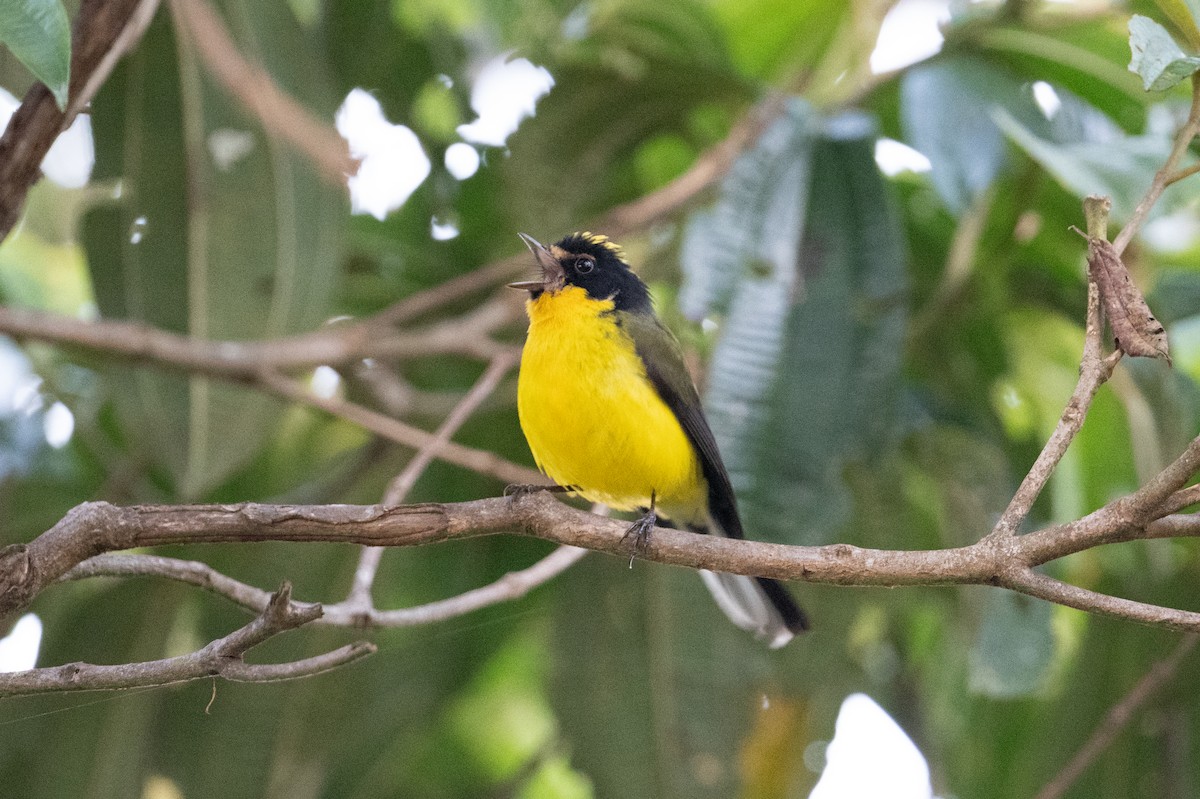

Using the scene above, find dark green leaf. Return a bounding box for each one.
[1128,14,1200,91]
[975,21,1148,131]
[0,0,70,109]
[995,107,1196,222]
[81,4,344,498]
[901,56,1054,214]
[969,592,1056,698]
[683,105,908,546]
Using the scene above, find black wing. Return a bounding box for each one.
[620,312,745,539]
[622,311,810,635]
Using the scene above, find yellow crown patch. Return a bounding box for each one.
[576,231,628,262]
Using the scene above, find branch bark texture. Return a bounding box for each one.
[5,489,1200,639]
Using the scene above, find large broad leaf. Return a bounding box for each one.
[81,4,344,499]
[976,21,1148,132]
[505,0,751,233]
[995,107,1196,223]
[550,556,799,798]
[0,0,69,109]
[683,103,908,546]
[1128,14,1200,91]
[901,55,1056,215]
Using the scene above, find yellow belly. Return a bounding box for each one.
[517,287,705,515]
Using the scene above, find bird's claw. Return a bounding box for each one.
[623,509,656,568]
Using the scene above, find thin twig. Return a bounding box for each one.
[65,545,588,627]
[1112,76,1200,255]
[345,353,520,610]
[0,584,375,697]
[988,284,1119,539]
[0,302,512,375]
[1164,161,1200,187]
[1032,635,1198,799]
[373,96,789,327]
[254,370,540,486]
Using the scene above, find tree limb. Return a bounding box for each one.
[0,583,375,697]
[6,488,1200,634]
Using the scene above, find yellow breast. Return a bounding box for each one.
[517,287,705,514]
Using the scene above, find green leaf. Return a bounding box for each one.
[901,56,1053,214]
[712,0,849,81]
[550,557,790,798]
[1152,0,1200,50]
[969,592,1056,698]
[682,104,909,545]
[81,3,344,499]
[995,107,1196,223]
[976,22,1148,132]
[0,0,70,109]
[1128,14,1200,91]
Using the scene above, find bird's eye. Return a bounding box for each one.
[575,256,595,274]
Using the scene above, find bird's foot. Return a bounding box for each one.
[623,508,657,569]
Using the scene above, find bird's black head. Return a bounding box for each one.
[510,232,653,313]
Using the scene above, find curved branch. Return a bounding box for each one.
[65,545,589,627]
[0,583,375,697]
[0,300,514,376]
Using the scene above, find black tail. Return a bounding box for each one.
[755,576,810,633]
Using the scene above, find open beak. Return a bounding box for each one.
[508,233,565,293]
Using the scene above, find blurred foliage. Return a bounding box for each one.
[0,0,70,108]
[1,1,1200,798]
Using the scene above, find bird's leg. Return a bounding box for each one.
[504,482,575,504]
[624,491,657,568]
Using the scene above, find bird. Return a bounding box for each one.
[509,230,808,647]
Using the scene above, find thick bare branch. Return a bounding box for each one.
[0,584,375,697]
[8,488,1200,633]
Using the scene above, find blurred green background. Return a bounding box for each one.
[2,0,1200,797]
